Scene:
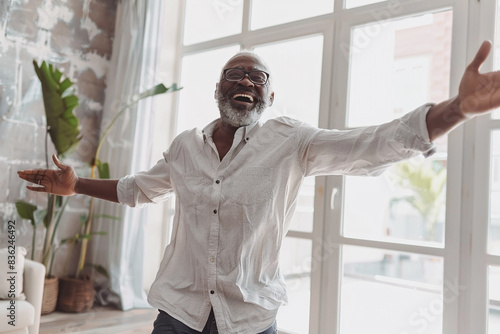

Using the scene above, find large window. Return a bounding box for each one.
[156,0,498,333]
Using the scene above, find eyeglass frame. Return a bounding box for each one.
[223,68,270,85]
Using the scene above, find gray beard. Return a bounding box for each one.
[216,89,269,127]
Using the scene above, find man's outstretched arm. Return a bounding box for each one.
[17,154,119,203]
[426,40,500,142]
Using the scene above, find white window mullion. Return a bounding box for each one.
[243,17,333,49]
[445,0,475,332]
[339,236,446,256]
[487,255,500,266]
[242,0,251,35]
[458,118,483,334]
[319,176,345,334]
[490,120,500,128]
[468,115,492,334]
[461,0,496,333]
[308,21,337,334]
[308,176,328,334]
[335,0,346,12]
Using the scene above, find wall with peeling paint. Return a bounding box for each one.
[0,0,118,277]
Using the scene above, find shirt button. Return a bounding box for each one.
[210,290,215,294]
[210,257,215,263]
[213,209,217,214]
[215,180,220,184]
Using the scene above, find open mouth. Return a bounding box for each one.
[233,93,254,103]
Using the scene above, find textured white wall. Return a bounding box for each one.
[0,0,118,277]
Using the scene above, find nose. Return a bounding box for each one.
[238,73,254,87]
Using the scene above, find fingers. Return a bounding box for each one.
[17,170,39,183]
[17,169,48,185]
[20,171,47,192]
[468,40,492,72]
[52,154,67,170]
[26,185,46,192]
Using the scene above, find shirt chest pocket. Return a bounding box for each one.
[223,167,274,205]
[177,172,210,205]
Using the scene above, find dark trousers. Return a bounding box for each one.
[151,308,278,334]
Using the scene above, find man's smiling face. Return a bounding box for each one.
[215,53,274,127]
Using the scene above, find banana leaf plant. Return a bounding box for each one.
[389,160,447,240]
[33,60,80,155]
[76,83,182,279]
[15,60,80,278]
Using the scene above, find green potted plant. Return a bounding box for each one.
[15,60,80,314]
[17,59,181,313]
[56,79,181,313]
[56,83,181,312]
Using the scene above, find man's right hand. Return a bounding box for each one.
[17,154,78,196]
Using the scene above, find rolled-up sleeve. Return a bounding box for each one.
[300,104,437,177]
[117,152,174,207]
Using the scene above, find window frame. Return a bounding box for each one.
[159,0,497,333]
[174,3,335,332]
[464,0,500,333]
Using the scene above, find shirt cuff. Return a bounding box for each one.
[395,103,437,158]
[117,175,137,207]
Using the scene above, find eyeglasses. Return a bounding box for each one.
[223,68,270,85]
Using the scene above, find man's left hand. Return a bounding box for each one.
[459,40,500,116]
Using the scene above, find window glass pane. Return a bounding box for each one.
[345,0,386,9]
[250,0,333,30]
[343,157,447,246]
[277,237,312,334]
[490,131,500,255]
[177,45,241,134]
[254,35,323,134]
[343,11,452,246]
[489,266,500,333]
[341,245,444,333]
[183,0,243,45]
[347,11,452,127]
[254,35,323,233]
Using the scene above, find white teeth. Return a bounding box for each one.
[233,93,254,102]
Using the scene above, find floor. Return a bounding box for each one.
[39,306,158,334]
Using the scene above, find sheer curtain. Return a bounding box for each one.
[89,0,165,310]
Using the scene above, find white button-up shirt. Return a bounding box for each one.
[117,104,435,334]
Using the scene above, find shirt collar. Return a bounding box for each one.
[201,118,262,143]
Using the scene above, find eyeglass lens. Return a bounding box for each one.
[225,68,268,84]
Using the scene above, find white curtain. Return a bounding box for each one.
[89,0,164,310]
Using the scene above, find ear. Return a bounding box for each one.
[269,92,274,106]
[214,83,218,100]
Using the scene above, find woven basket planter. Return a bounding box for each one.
[41,276,58,315]
[57,276,95,313]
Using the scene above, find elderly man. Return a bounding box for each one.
[18,41,500,334]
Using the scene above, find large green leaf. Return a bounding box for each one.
[15,201,37,225]
[133,83,182,102]
[95,159,110,179]
[33,60,80,155]
[15,201,42,260]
